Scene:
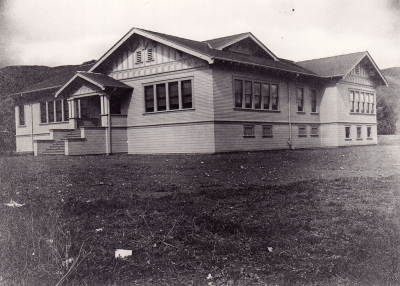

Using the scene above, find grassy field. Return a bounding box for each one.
[0,145,400,285]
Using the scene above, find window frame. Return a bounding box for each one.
[143,77,194,113]
[243,125,255,138]
[262,125,273,137]
[310,125,319,137]
[349,89,375,114]
[39,99,69,124]
[233,77,279,111]
[356,126,362,140]
[310,89,317,113]
[298,125,307,137]
[367,126,372,139]
[345,126,351,140]
[18,104,25,126]
[296,87,304,112]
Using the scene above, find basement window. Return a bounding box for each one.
[243,125,255,137]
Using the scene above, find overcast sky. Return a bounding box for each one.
[0,0,399,70]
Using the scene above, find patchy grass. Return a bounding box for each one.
[0,146,400,285]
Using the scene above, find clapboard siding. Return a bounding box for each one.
[212,67,321,124]
[65,128,107,155]
[214,123,290,152]
[111,128,128,153]
[16,135,34,152]
[128,123,215,154]
[336,81,377,124]
[124,67,214,127]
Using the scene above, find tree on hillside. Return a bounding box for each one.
[377,95,398,135]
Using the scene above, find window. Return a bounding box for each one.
[254,82,261,109]
[144,79,193,113]
[55,100,62,122]
[145,85,154,112]
[367,126,372,138]
[311,126,319,136]
[354,91,359,113]
[244,81,252,108]
[350,91,354,112]
[181,80,193,109]
[40,99,68,124]
[262,125,273,137]
[357,126,362,139]
[234,79,278,111]
[63,100,69,121]
[271,84,278,110]
[345,126,351,139]
[298,125,306,137]
[360,93,364,113]
[136,50,142,63]
[168,82,179,110]
[156,83,167,111]
[262,83,270,109]
[296,88,304,112]
[243,125,255,137]
[147,48,154,61]
[18,105,25,126]
[311,89,317,113]
[48,101,55,122]
[40,102,47,123]
[350,89,374,114]
[234,80,243,108]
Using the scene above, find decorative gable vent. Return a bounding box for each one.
[147,48,154,61]
[136,50,142,63]
[355,64,360,75]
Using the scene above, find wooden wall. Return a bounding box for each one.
[65,128,107,155]
[128,123,215,154]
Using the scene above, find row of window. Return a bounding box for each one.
[349,90,374,113]
[345,125,372,140]
[40,99,69,124]
[243,125,320,138]
[234,79,279,110]
[144,79,193,112]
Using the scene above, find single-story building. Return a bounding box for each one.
[11,28,387,155]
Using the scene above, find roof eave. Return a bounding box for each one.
[89,28,214,73]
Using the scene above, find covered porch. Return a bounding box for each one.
[34,72,132,156]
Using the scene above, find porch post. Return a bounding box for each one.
[69,99,78,129]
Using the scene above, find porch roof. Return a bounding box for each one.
[55,72,132,98]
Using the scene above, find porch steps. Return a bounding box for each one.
[41,130,82,155]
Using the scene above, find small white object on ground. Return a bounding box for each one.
[4,199,24,208]
[115,249,132,259]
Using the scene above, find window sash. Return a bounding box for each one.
[19,105,25,126]
[48,101,55,122]
[145,86,154,112]
[244,81,252,108]
[262,125,272,137]
[243,125,254,137]
[311,90,317,112]
[181,80,192,109]
[63,100,69,121]
[55,100,63,122]
[357,127,362,138]
[168,82,179,110]
[271,84,278,110]
[262,83,270,109]
[296,88,303,111]
[345,127,351,138]
[254,82,261,109]
[156,84,167,111]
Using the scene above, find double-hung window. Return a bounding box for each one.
[345,126,351,139]
[18,105,25,126]
[234,79,279,111]
[357,126,362,139]
[349,89,375,114]
[311,89,317,113]
[40,99,68,124]
[296,88,304,112]
[144,78,193,113]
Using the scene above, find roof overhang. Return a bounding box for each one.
[89,28,215,73]
[215,32,279,62]
[342,52,388,86]
[55,72,132,98]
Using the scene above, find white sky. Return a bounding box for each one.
[0,0,399,69]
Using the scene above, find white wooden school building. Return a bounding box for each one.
[12,28,387,155]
